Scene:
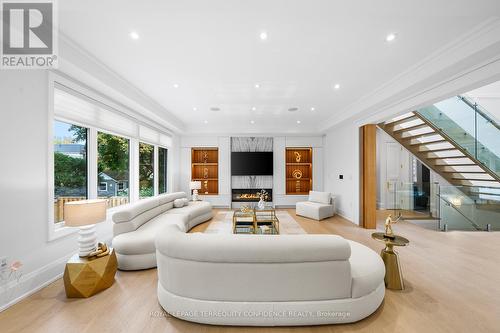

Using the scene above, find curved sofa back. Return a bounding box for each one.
[156,224,353,302]
[112,192,186,236]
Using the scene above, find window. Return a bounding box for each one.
[53,120,88,223]
[97,132,130,208]
[159,147,168,194]
[139,142,154,199]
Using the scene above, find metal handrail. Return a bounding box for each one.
[414,111,500,183]
[459,95,500,131]
[436,193,483,231]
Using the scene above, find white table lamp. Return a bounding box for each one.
[64,199,107,257]
[190,181,202,201]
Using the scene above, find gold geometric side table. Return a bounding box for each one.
[371,233,409,290]
[63,248,117,298]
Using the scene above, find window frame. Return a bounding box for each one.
[99,182,108,192]
[48,73,173,241]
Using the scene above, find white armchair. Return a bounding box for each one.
[296,191,335,220]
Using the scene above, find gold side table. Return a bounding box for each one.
[371,232,409,290]
[63,248,117,298]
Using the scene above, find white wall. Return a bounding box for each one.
[0,71,181,311]
[179,135,324,208]
[0,71,112,310]
[323,123,359,222]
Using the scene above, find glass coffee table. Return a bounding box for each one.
[232,211,255,234]
[254,205,279,234]
[232,204,279,235]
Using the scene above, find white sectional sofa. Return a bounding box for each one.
[296,191,336,220]
[156,224,385,326]
[112,192,213,270]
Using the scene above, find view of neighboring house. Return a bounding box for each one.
[98,171,129,197]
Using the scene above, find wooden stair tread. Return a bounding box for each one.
[393,123,430,133]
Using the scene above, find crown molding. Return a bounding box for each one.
[319,18,500,132]
[57,32,185,134]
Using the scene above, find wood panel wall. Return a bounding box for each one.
[360,125,377,229]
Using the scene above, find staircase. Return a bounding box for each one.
[379,95,500,231]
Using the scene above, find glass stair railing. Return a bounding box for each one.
[437,184,500,231]
[416,96,500,179]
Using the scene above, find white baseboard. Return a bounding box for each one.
[0,234,113,312]
[0,252,73,312]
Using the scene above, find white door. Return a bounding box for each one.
[385,142,400,209]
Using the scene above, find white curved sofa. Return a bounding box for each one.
[156,224,385,326]
[112,192,213,270]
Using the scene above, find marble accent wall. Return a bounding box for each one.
[231,137,273,200]
[231,137,273,152]
[231,176,273,189]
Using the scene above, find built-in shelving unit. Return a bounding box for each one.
[285,147,312,195]
[191,148,218,195]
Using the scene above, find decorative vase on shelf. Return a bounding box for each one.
[258,198,265,210]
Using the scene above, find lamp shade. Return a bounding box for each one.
[64,199,107,227]
[190,181,202,190]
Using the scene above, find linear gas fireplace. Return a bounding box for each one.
[232,189,273,202]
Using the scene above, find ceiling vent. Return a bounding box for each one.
[210,107,221,112]
[288,107,299,112]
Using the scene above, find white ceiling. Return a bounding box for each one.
[58,0,500,134]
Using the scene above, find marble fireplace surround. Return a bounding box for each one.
[231,137,273,204]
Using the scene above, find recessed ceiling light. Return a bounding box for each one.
[210,107,220,112]
[173,83,179,88]
[385,33,397,42]
[129,31,139,40]
[250,120,255,124]
[333,83,340,90]
[288,107,298,112]
[259,31,268,40]
[251,106,256,111]
[193,107,197,111]
[254,83,260,88]
[204,120,208,124]
[296,120,301,124]
[310,107,315,111]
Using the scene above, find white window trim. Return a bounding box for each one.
[47,72,174,241]
[99,182,108,192]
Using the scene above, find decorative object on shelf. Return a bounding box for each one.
[64,199,107,257]
[192,147,219,195]
[384,214,401,238]
[294,151,301,163]
[63,248,117,298]
[190,181,202,201]
[257,189,270,209]
[286,148,312,195]
[292,169,303,179]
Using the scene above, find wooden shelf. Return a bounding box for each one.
[285,147,312,195]
[191,148,219,195]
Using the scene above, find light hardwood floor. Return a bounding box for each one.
[1,209,499,332]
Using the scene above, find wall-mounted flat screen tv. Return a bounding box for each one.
[231,152,273,175]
